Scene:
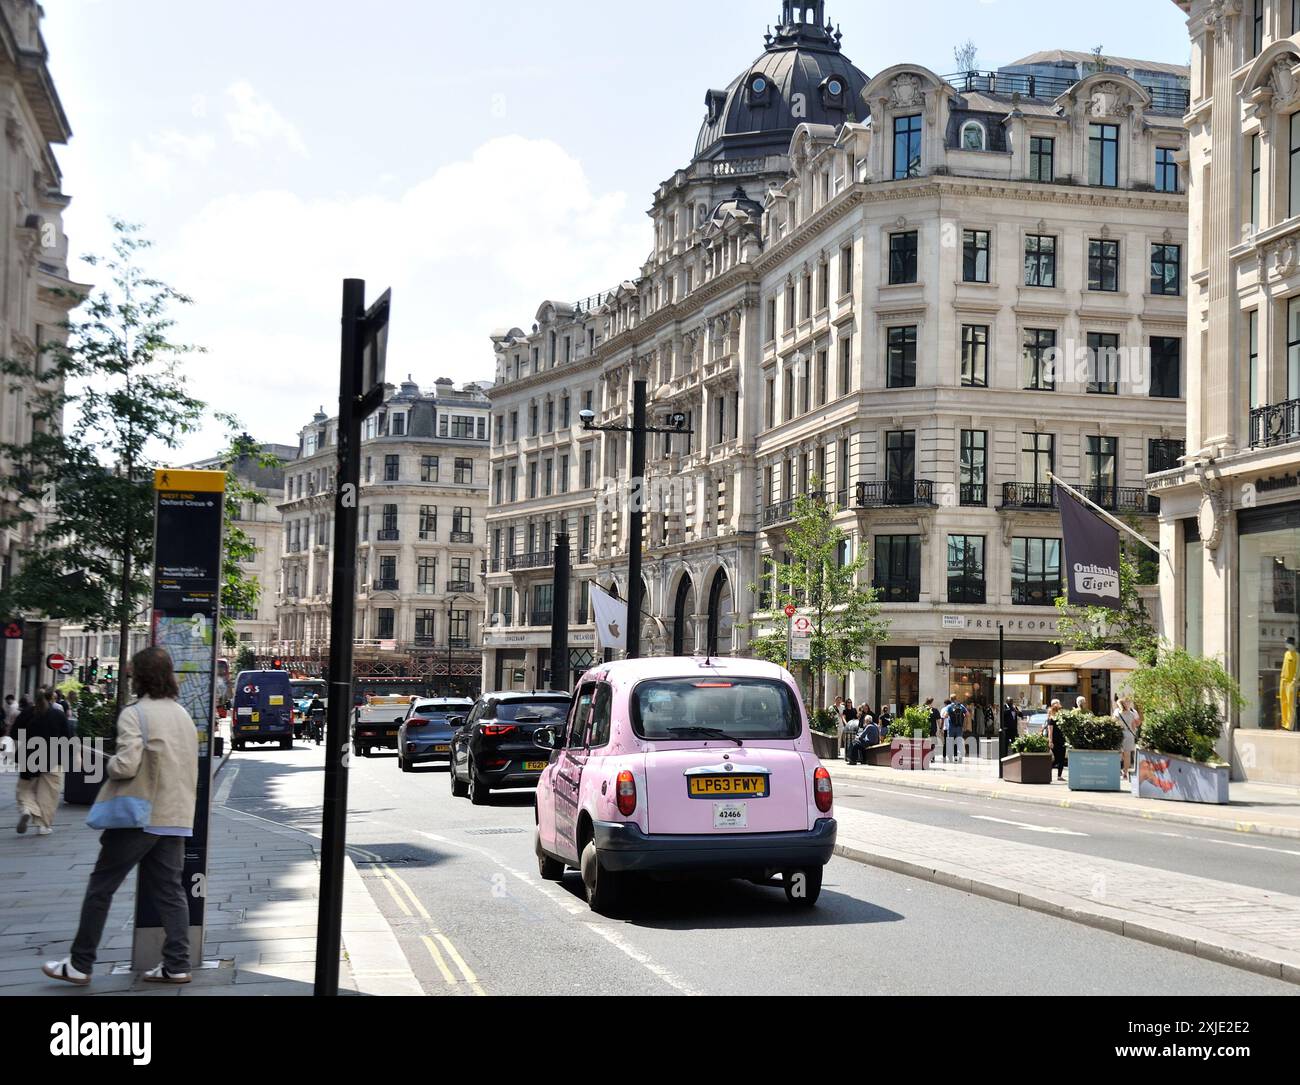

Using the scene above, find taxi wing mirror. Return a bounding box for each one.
[534,726,561,750]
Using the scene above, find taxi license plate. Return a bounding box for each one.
[433,744,450,753]
[687,774,769,798]
[523,760,548,771]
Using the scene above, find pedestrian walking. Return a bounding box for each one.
[924,697,939,741]
[42,647,199,987]
[1046,699,1066,781]
[1075,695,1086,712]
[1000,697,1021,759]
[1116,696,1142,781]
[2,693,16,737]
[944,696,968,763]
[15,689,67,836]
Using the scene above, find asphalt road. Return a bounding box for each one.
[215,742,1297,996]
[833,781,1300,897]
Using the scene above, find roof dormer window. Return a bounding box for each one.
[820,74,847,110]
[747,72,773,107]
[960,121,986,151]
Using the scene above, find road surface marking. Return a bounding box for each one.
[582,923,702,996]
[970,815,1087,836]
[1204,838,1300,857]
[376,870,413,916]
[214,763,239,805]
[420,934,458,986]
[433,931,485,995]
[858,786,960,803]
[380,863,432,919]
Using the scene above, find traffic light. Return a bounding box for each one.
[271,657,284,670]
[77,666,86,683]
[89,657,99,681]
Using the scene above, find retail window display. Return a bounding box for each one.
[1239,513,1300,731]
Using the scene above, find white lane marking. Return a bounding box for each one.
[582,923,703,997]
[1203,838,1300,858]
[970,815,1088,837]
[213,762,240,805]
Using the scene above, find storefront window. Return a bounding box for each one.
[877,649,918,714]
[1183,521,1203,658]
[1239,508,1300,730]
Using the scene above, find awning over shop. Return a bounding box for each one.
[1032,650,1142,674]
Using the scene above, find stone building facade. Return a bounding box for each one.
[0,0,80,695]
[486,3,1190,709]
[275,378,491,694]
[1155,0,1300,783]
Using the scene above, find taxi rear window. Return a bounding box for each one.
[631,677,799,741]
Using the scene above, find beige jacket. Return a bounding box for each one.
[107,696,199,830]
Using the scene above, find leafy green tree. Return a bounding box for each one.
[1053,550,1158,666]
[1126,645,1244,718]
[0,220,263,704]
[747,481,890,705]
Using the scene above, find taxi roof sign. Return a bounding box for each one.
[154,469,227,493]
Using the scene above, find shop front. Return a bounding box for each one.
[1239,503,1300,733]
[947,637,1061,724]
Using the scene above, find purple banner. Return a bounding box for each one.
[1057,485,1121,611]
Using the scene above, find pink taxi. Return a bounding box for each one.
[533,656,836,915]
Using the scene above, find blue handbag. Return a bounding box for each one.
[86,707,155,831]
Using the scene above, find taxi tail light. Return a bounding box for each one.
[481,724,517,737]
[615,770,637,816]
[813,766,833,813]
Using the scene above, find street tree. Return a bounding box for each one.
[215,433,284,649]
[0,220,258,704]
[747,481,890,707]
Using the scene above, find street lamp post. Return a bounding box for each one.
[579,380,690,660]
[447,594,464,696]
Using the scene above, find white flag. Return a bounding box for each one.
[589,583,628,651]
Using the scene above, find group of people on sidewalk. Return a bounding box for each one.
[6,647,203,987]
[832,690,1144,781]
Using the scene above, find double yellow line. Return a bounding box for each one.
[351,845,485,996]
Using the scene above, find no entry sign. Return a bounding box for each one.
[45,652,66,672]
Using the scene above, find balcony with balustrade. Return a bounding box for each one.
[855,480,935,508]
[506,551,554,572]
[1250,399,1300,450]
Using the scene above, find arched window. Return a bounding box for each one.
[961,121,986,151]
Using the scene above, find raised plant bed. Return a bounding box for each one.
[861,741,896,767]
[1067,748,1123,792]
[1132,750,1229,804]
[890,737,936,771]
[811,731,840,761]
[1001,752,1053,784]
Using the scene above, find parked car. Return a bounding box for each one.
[533,657,837,916]
[1023,711,1049,736]
[397,697,474,772]
[448,691,571,804]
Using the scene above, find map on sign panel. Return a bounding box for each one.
[154,615,214,726]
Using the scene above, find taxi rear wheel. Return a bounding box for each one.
[580,839,624,916]
[783,867,823,907]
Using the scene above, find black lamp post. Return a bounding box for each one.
[446,593,465,696]
[579,380,691,659]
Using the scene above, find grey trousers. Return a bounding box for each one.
[71,829,189,975]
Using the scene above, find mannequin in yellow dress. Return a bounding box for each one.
[1280,637,1299,731]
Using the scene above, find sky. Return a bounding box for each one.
[46,0,1192,461]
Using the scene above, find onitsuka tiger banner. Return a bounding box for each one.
[1057,484,1122,610]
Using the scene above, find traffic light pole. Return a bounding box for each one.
[549,533,570,689]
[315,279,365,996]
[625,381,647,660]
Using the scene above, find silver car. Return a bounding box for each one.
[397,698,474,772]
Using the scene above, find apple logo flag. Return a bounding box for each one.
[1057,484,1122,610]
[589,583,629,651]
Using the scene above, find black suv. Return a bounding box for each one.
[449,690,571,805]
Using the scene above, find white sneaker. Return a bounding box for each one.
[35,825,51,835]
[141,963,191,984]
[42,958,90,986]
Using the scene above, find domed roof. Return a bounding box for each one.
[695,2,868,163]
[709,186,765,228]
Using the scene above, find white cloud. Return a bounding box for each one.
[154,135,647,457]
[223,80,307,156]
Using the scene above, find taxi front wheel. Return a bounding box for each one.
[783,867,823,907]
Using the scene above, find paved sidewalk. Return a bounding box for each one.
[829,758,1300,839]
[834,804,1300,984]
[0,748,422,997]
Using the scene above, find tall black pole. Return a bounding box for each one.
[550,533,570,689]
[447,599,452,695]
[625,380,647,659]
[998,622,1006,778]
[315,278,365,996]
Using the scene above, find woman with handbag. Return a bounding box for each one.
[42,647,199,986]
[15,689,67,835]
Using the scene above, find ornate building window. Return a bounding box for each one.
[960,121,986,151]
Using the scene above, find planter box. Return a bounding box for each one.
[861,742,896,767]
[890,737,936,771]
[1133,749,1230,804]
[1067,748,1123,792]
[1001,752,1053,784]
[811,732,840,761]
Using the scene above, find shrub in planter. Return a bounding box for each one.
[1056,711,1123,751]
[1140,704,1224,764]
[1010,732,1049,755]
[810,708,840,736]
[894,705,931,738]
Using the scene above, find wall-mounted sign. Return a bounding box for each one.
[942,615,967,629]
